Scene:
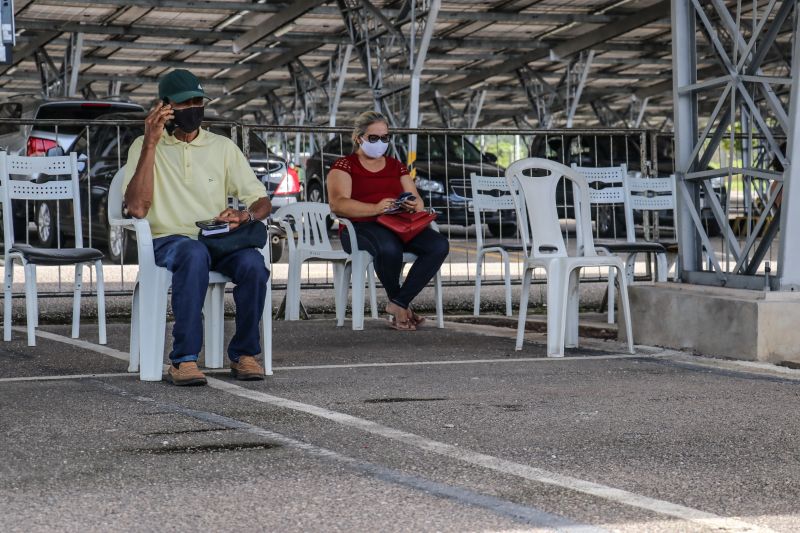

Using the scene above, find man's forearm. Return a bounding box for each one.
[123,144,157,218]
[248,197,272,221]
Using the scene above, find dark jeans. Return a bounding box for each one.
[153,235,269,364]
[341,222,449,309]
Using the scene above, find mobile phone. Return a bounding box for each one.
[195,218,228,230]
[162,97,175,135]
[396,192,416,204]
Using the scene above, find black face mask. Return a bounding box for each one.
[172,106,204,133]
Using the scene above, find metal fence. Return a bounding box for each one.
[0,117,666,298]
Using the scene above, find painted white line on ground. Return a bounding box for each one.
[13,327,129,362]
[206,377,769,532]
[0,372,132,383]
[23,328,778,531]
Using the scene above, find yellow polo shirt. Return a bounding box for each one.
[123,128,265,239]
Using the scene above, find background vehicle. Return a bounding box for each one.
[530,134,727,237]
[304,135,516,237]
[0,97,144,242]
[40,113,299,262]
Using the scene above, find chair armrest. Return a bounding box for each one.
[335,217,360,254]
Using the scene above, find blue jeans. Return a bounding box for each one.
[153,235,269,364]
[341,222,449,309]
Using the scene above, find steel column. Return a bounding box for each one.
[408,0,440,178]
[777,10,800,290]
[672,0,700,276]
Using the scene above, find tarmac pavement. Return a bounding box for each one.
[2,314,800,532]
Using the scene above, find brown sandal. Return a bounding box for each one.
[387,315,416,331]
[408,308,426,328]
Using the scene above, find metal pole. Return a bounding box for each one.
[566,50,594,128]
[672,0,700,277]
[67,32,83,97]
[777,5,800,290]
[408,0,440,178]
[328,44,352,139]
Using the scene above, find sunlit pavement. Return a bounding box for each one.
[1,317,799,532]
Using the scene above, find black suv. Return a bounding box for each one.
[303,134,516,237]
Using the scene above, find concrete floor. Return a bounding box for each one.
[2,316,800,532]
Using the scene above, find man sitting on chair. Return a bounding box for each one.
[123,69,271,386]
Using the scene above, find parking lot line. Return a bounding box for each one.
[96,379,604,532]
[30,328,771,532]
[0,372,132,383]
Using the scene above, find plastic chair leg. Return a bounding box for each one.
[546,265,566,358]
[332,262,346,326]
[434,270,444,329]
[656,252,668,282]
[368,262,378,319]
[263,275,273,375]
[4,257,14,342]
[502,250,513,317]
[606,268,616,324]
[24,263,37,346]
[32,265,38,328]
[95,260,107,345]
[473,251,484,316]
[285,261,301,320]
[71,264,82,339]
[338,263,352,328]
[204,284,225,369]
[565,268,580,349]
[139,270,169,381]
[617,268,635,354]
[129,283,140,373]
[515,267,533,351]
[350,254,366,330]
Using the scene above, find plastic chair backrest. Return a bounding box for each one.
[0,151,83,248]
[273,202,335,252]
[108,166,125,224]
[506,157,596,260]
[469,173,521,248]
[626,175,676,212]
[572,163,634,242]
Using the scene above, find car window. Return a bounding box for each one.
[0,103,22,135]
[35,102,143,135]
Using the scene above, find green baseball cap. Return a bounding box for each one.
[158,69,209,103]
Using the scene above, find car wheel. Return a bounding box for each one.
[306,178,335,230]
[595,205,626,239]
[306,178,324,203]
[107,223,137,263]
[36,202,60,247]
[486,222,518,238]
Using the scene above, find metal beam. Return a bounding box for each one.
[224,42,319,94]
[0,30,58,76]
[233,0,326,53]
[432,0,670,96]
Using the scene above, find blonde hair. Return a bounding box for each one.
[351,110,388,151]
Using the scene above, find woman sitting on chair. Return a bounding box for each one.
[327,111,449,331]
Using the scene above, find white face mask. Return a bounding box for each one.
[360,137,389,158]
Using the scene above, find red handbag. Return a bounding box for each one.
[377,210,437,243]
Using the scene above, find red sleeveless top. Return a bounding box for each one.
[331,153,408,222]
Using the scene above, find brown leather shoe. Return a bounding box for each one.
[230,355,265,381]
[166,361,207,386]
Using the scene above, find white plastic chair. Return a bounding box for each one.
[506,158,633,356]
[108,168,273,381]
[272,202,347,323]
[1,151,106,347]
[337,217,444,330]
[571,164,670,323]
[469,173,524,317]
